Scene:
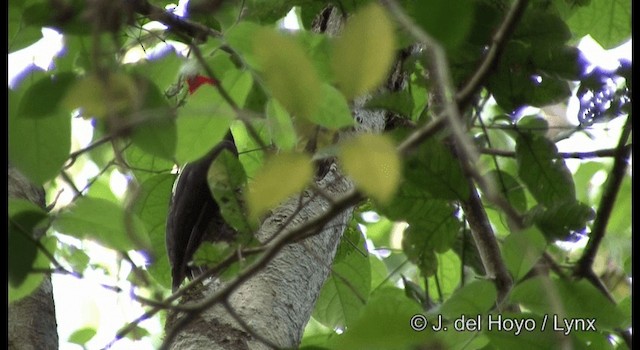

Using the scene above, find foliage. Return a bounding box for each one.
[8,0,631,349]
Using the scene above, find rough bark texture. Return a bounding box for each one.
[8,166,59,350]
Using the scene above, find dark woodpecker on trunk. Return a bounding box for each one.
[166,133,238,292]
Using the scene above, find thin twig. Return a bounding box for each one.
[480,145,631,159]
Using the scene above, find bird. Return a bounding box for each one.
[165,132,238,292]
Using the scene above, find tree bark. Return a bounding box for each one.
[8,166,59,350]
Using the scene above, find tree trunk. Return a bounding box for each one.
[8,166,59,350]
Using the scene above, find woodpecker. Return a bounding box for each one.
[166,73,237,291]
[166,133,237,291]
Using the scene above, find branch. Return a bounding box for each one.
[459,185,513,305]
[575,115,632,276]
[480,145,631,159]
[129,0,221,42]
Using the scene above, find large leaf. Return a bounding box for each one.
[328,287,434,350]
[401,200,460,255]
[566,0,631,49]
[53,197,150,252]
[525,200,595,241]
[175,85,234,164]
[265,99,296,151]
[484,312,589,350]
[17,72,76,119]
[440,280,497,319]
[485,169,527,213]
[309,84,355,129]
[313,230,370,329]
[339,134,401,203]
[133,174,175,288]
[516,134,576,207]
[427,250,462,300]
[9,86,71,185]
[406,0,475,49]
[331,3,396,99]
[123,143,175,184]
[253,27,321,119]
[8,199,49,287]
[502,227,547,281]
[510,276,626,330]
[208,149,253,236]
[406,139,470,201]
[246,152,313,219]
[129,77,176,161]
[8,4,43,51]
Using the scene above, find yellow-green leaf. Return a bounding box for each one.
[331,3,396,99]
[63,73,137,119]
[247,152,313,219]
[253,28,321,118]
[339,134,400,203]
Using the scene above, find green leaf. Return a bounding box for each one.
[401,201,460,254]
[510,276,625,330]
[364,90,415,119]
[328,287,434,350]
[221,69,254,108]
[532,46,587,81]
[516,134,576,207]
[8,200,48,287]
[253,27,321,118]
[266,99,297,151]
[131,49,184,93]
[68,327,97,345]
[175,85,234,164]
[18,72,76,119]
[8,5,43,52]
[567,0,631,49]
[123,143,175,184]
[331,3,396,99]
[406,0,475,49]
[310,84,355,129]
[9,236,55,303]
[525,200,595,241]
[133,174,175,288]
[517,114,549,137]
[339,134,401,203]
[53,197,150,252]
[406,139,470,201]
[208,149,253,236]
[313,230,371,329]
[514,10,572,47]
[9,87,71,185]
[484,312,587,350]
[502,227,547,281]
[427,250,462,300]
[246,152,313,219]
[440,280,497,319]
[129,78,176,161]
[62,73,138,119]
[486,169,528,213]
